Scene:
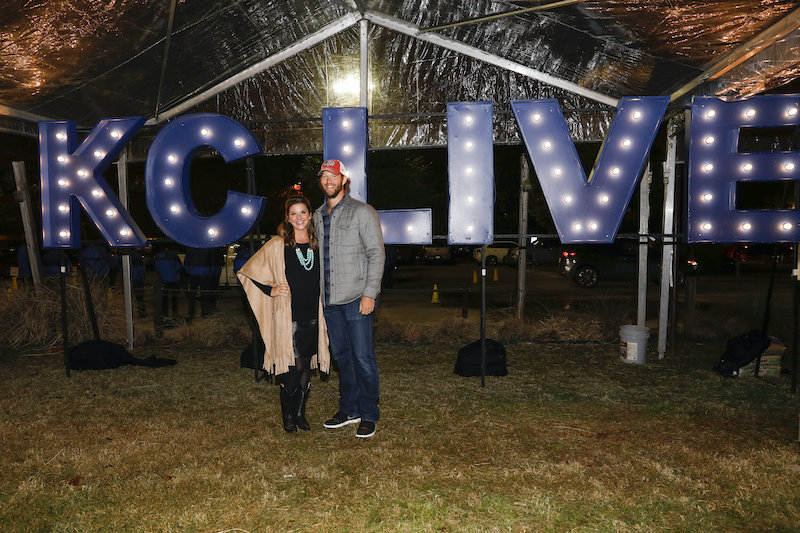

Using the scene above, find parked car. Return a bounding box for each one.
[472,240,519,265]
[501,237,561,268]
[423,245,453,264]
[395,245,424,265]
[559,242,694,288]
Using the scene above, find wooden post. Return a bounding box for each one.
[11,161,42,290]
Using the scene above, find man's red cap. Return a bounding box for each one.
[318,159,347,177]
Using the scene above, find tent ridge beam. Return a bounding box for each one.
[364,10,618,107]
[0,103,52,124]
[147,12,363,125]
[670,5,800,102]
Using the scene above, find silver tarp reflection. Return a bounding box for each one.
[1,0,798,151]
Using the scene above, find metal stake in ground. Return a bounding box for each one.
[60,264,70,378]
[481,244,486,388]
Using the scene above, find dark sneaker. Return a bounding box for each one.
[356,421,376,438]
[323,411,361,429]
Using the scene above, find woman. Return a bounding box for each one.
[238,196,330,433]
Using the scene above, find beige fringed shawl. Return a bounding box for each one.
[237,236,330,375]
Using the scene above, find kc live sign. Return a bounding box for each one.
[38,94,800,249]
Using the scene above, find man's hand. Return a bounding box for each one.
[359,296,376,315]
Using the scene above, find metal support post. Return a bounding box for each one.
[637,161,651,327]
[516,155,531,320]
[657,118,679,359]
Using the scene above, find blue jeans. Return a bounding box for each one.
[323,299,380,422]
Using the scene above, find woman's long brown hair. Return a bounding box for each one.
[278,195,318,249]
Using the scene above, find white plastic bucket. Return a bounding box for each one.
[619,325,649,364]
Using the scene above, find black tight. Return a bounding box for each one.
[283,356,311,395]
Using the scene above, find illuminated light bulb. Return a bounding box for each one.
[785,163,795,171]
[702,193,713,202]
[704,136,715,145]
[57,178,68,187]
[234,138,244,147]
[91,188,102,197]
[77,169,87,177]
[745,108,756,118]
[466,196,474,204]
[169,205,180,214]
[93,150,104,158]
[58,204,69,213]
[532,113,541,122]
[782,222,793,231]
[589,222,598,231]
[611,167,621,176]
[120,229,130,237]
[164,178,174,187]
[741,223,752,231]
[343,145,352,153]
[106,209,116,217]
[342,120,350,128]
[563,195,573,204]
[788,107,798,117]
[167,154,177,163]
[600,194,609,204]
[632,111,642,120]
[622,139,631,148]
[207,228,217,236]
[407,225,414,232]
[702,223,712,231]
[464,115,473,125]
[110,130,121,138]
[542,140,552,150]
[55,132,67,140]
[59,230,69,238]
[553,167,562,177]
[703,163,714,172]
[57,155,66,163]
[465,167,473,175]
[573,223,582,231]
[241,206,251,215]
[742,163,753,172]
[465,141,473,150]
[706,109,716,119]
[200,128,210,136]
[466,225,474,232]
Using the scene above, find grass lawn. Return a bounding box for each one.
[1,339,799,532]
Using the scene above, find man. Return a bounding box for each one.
[314,159,385,438]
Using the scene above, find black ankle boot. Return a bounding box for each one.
[295,384,311,431]
[280,386,297,433]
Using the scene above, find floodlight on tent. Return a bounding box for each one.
[687,94,800,243]
[511,96,669,244]
[144,113,264,248]
[447,101,494,245]
[39,117,147,249]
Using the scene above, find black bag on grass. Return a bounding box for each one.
[240,336,266,370]
[713,330,770,377]
[454,339,508,377]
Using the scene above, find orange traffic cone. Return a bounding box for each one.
[430,283,440,304]
[472,270,478,284]
[493,268,499,282]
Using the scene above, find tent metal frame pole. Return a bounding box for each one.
[363,11,618,107]
[637,160,651,327]
[0,103,51,123]
[657,117,680,359]
[147,13,362,125]
[670,6,800,102]
[360,19,369,109]
[153,0,178,120]
[116,148,135,350]
[516,154,530,320]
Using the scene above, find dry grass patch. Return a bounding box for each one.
[1,339,797,531]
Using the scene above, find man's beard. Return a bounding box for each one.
[326,183,343,198]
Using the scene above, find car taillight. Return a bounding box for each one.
[561,251,575,257]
